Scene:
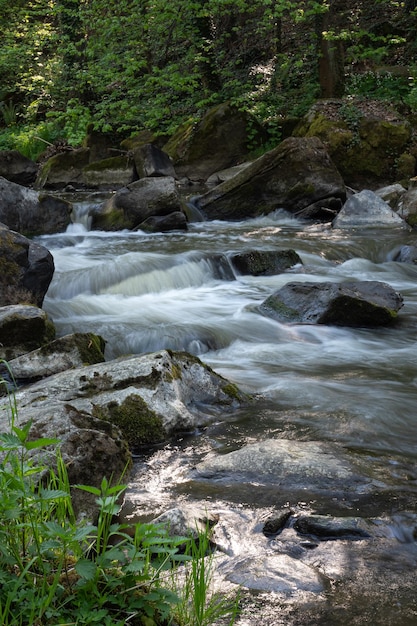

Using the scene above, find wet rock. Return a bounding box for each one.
[149,506,219,540]
[133,143,176,178]
[194,137,346,221]
[397,183,417,227]
[294,515,372,540]
[258,280,403,326]
[333,189,406,228]
[206,162,252,186]
[0,224,54,307]
[4,332,105,390]
[0,305,55,360]
[196,439,355,489]
[0,176,72,235]
[263,509,293,537]
[392,244,417,264]
[230,249,302,276]
[225,554,325,593]
[0,150,38,185]
[91,176,182,230]
[137,211,187,233]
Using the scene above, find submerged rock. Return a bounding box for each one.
[258,280,403,326]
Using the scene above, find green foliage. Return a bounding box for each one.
[345,70,412,103]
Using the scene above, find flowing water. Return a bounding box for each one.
[36,195,417,624]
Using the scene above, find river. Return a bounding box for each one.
[36,195,417,624]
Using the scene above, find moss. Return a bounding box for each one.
[92,395,166,449]
[262,297,300,322]
[221,382,242,401]
[74,333,106,364]
[78,371,113,394]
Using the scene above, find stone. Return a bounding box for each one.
[164,101,267,181]
[333,189,406,228]
[36,148,90,189]
[133,143,176,178]
[230,249,302,276]
[82,155,137,189]
[375,183,406,210]
[294,515,372,540]
[137,211,187,233]
[0,305,55,360]
[0,176,72,235]
[0,150,38,185]
[194,137,346,221]
[91,176,183,230]
[258,280,403,327]
[3,332,105,390]
[0,224,54,307]
[392,244,417,264]
[397,186,417,227]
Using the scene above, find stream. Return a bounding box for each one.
[36,194,417,625]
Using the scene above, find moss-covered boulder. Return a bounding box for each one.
[164,101,267,181]
[194,136,346,221]
[258,280,403,327]
[293,100,413,188]
[0,224,54,307]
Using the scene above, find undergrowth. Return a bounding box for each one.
[0,362,239,625]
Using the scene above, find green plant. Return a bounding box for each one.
[170,523,240,626]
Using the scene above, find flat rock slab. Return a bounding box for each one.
[258,280,403,326]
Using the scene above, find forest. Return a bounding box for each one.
[1,0,417,160]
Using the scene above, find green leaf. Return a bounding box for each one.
[75,484,101,496]
[75,557,97,581]
[25,437,59,450]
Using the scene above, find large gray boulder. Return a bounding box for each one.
[0,177,72,235]
[333,189,406,229]
[258,280,403,326]
[0,150,38,185]
[194,137,346,221]
[133,143,176,178]
[91,176,183,230]
[0,224,54,307]
[0,350,248,515]
[0,305,56,360]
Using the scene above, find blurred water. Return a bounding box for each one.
[37,205,417,461]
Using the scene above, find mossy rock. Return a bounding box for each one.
[163,101,267,180]
[93,395,167,449]
[36,148,90,189]
[82,155,136,189]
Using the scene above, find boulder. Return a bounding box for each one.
[0,177,72,235]
[333,189,406,229]
[0,305,55,361]
[164,101,267,181]
[36,148,90,189]
[133,144,176,178]
[0,150,38,185]
[3,332,105,391]
[91,176,183,230]
[82,155,137,189]
[397,183,417,227]
[0,224,54,307]
[258,280,403,327]
[137,211,187,233]
[194,137,346,221]
[230,249,302,276]
[375,183,406,210]
[0,350,248,516]
[293,99,413,188]
[391,245,417,264]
